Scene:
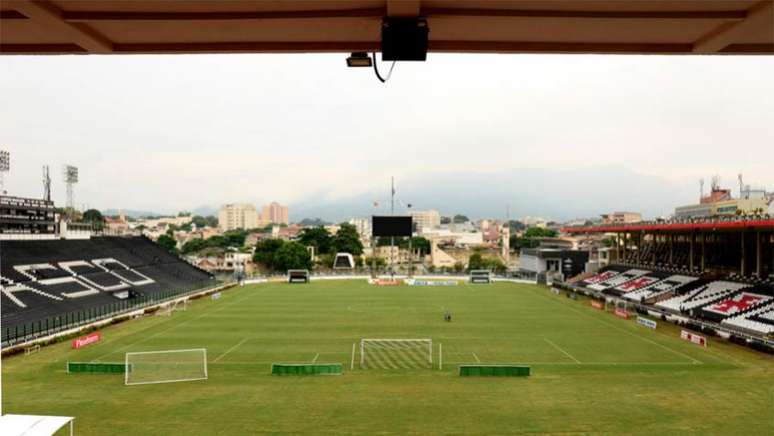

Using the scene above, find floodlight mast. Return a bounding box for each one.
[0,149,10,195]
[63,165,79,213]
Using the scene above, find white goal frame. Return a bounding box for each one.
[360,338,433,369]
[156,299,187,316]
[124,348,208,386]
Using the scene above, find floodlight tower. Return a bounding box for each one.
[63,164,79,211]
[42,165,52,202]
[0,149,10,195]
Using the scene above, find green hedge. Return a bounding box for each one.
[459,365,530,377]
[67,362,126,374]
[271,363,342,375]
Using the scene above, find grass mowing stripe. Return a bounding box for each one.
[526,286,702,365]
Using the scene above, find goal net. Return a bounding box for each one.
[125,348,208,385]
[156,299,187,316]
[360,339,432,369]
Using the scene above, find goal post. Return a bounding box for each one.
[288,269,310,283]
[125,348,208,386]
[470,270,491,284]
[360,339,433,369]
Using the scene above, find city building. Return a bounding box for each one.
[348,217,372,246]
[601,212,642,225]
[261,201,289,225]
[675,180,773,218]
[410,209,441,232]
[218,203,259,231]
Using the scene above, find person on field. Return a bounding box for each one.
[444,311,452,322]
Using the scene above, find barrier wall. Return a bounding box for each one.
[67,362,126,374]
[459,365,530,377]
[271,363,342,375]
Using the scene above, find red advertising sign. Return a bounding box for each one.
[680,330,707,347]
[614,308,629,319]
[72,332,101,349]
[591,300,604,310]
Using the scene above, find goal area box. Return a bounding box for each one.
[288,269,310,283]
[125,348,208,385]
[459,365,530,377]
[271,363,342,375]
[470,270,491,284]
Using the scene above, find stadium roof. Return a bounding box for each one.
[563,218,774,233]
[1,0,772,55]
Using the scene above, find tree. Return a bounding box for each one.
[332,223,363,255]
[191,215,218,228]
[253,238,285,268]
[81,209,105,229]
[453,214,469,223]
[272,241,312,271]
[224,229,248,247]
[507,220,526,231]
[467,252,484,271]
[299,226,333,254]
[440,216,451,225]
[453,262,465,273]
[181,238,209,254]
[156,234,178,254]
[524,227,558,238]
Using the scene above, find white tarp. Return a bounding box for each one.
[0,414,73,436]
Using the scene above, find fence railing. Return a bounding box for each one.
[2,279,220,347]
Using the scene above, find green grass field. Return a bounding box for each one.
[4,280,773,435]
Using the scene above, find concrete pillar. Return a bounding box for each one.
[701,232,706,272]
[689,231,695,272]
[740,232,746,277]
[669,233,674,265]
[756,230,762,277]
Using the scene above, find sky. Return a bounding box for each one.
[1,53,772,221]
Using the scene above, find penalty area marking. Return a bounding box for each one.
[213,337,249,363]
[543,338,581,364]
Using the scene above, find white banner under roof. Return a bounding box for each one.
[0,414,74,436]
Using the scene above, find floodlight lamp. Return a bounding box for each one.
[346,52,372,67]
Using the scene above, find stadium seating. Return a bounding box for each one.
[1,236,213,344]
[622,275,698,303]
[722,303,774,335]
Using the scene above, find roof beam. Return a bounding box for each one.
[5,0,113,53]
[387,0,420,18]
[423,8,748,20]
[41,7,750,22]
[60,8,386,22]
[693,1,774,53]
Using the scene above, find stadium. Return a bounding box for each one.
[1,1,774,435]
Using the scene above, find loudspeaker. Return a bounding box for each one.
[381,18,429,61]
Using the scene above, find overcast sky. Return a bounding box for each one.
[1,53,772,220]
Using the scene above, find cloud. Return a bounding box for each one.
[1,54,772,217]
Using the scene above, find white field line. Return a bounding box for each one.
[544,338,581,364]
[350,343,356,370]
[312,353,320,363]
[530,287,702,365]
[213,338,249,363]
[92,286,257,362]
[472,352,481,363]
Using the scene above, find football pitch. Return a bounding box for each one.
[4,280,773,435]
